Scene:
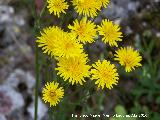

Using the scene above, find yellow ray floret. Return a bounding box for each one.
[37,26,83,58]
[100,0,110,8]
[68,17,97,44]
[53,32,84,58]
[91,60,119,89]
[97,19,123,47]
[114,47,142,72]
[42,81,64,107]
[37,26,64,57]
[56,53,91,85]
[47,0,69,17]
[72,0,101,17]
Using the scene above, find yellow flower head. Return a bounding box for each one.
[72,0,101,17]
[56,53,91,85]
[114,47,142,72]
[91,60,119,89]
[53,32,84,58]
[42,81,64,107]
[68,17,97,44]
[47,0,69,17]
[100,0,110,8]
[97,19,123,47]
[37,26,64,57]
[37,27,83,58]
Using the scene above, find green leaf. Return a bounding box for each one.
[115,105,127,116]
[156,96,160,104]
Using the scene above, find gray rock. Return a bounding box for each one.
[27,97,48,120]
[5,69,35,90]
[0,5,14,23]
[0,115,6,120]
[125,26,133,35]
[101,0,140,19]
[0,5,26,47]
[0,0,11,5]
[127,2,139,12]
[0,85,24,115]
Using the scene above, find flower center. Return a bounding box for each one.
[77,25,85,36]
[65,42,74,50]
[124,57,133,66]
[53,1,65,10]
[101,69,113,81]
[105,28,115,39]
[102,71,108,77]
[50,91,56,97]
[67,61,81,76]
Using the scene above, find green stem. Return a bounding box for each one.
[34,1,47,120]
[34,2,39,120]
[34,44,40,120]
[40,1,47,18]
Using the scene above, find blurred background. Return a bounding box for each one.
[0,0,160,120]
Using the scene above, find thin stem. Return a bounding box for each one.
[40,1,47,18]
[34,44,40,120]
[34,1,39,119]
[34,1,47,120]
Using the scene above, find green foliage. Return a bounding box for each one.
[132,29,160,100]
[110,105,136,120]
[130,29,160,120]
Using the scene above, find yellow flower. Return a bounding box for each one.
[68,17,97,44]
[53,32,84,58]
[100,0,110,8]
[97,19,123,47]
[37,26,64,57]
[37,26,83,58]
[91,60,119,89]
[47,0,69,17]
[42,81,64,107]
[72,0,101,17]
[56,53,91,85]
[114,47,142,72]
